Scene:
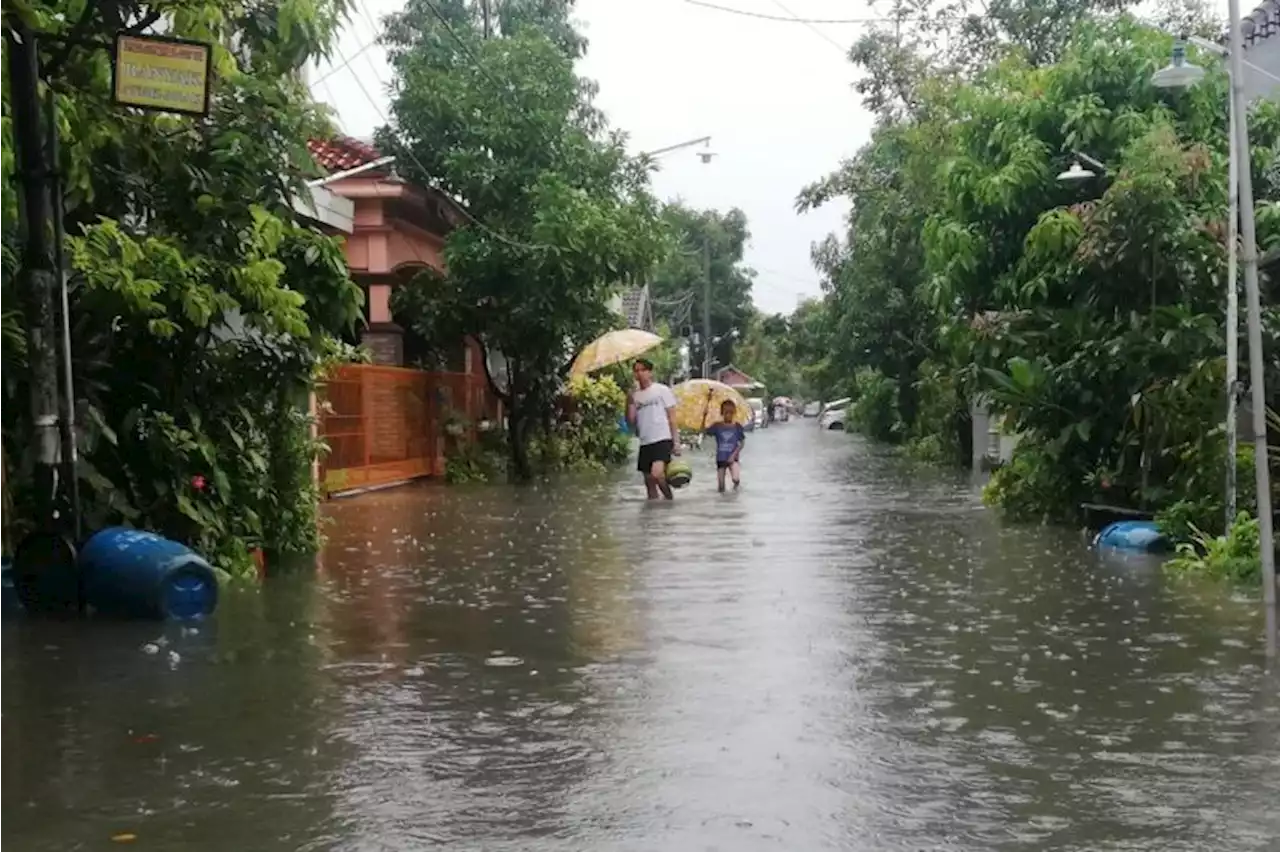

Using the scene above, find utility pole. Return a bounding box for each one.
[1225,0,1276,606]
[1224,99,1239,526]
[701,234,711,379]
[481,0,491,38]
[7,23,62,529]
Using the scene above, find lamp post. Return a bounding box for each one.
[1153,30,1275,607]
[1153,38,1240,526]
[641,136,717,377]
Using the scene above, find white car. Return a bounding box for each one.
[819,401,850,431]
[746,397,767,429]
[802,402,821,418]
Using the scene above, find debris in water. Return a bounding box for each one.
[484,655,524,667]
[141,643,160,655]
[111,832,137,843]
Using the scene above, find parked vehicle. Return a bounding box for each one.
[802,401,821,418]
[746,397,767,429]
[819,404,848,431]
[817,398,850,425]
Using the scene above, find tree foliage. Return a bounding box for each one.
[2,0,362,572]
[801,11,1280,532]
[382,0,667,479]
[647,203,755,371]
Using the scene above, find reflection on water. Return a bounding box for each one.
[4,427,1278,850]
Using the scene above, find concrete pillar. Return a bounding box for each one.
[362,282,403,366]
[361,325,404,366]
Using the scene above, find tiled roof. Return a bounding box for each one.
[308,136,382,173]
[1244,0,1278,47]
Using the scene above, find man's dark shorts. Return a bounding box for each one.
[716,458,736,470]
[637,439,674,473]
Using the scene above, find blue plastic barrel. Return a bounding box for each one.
[79,527,218,620]
[1093,520,1170,553]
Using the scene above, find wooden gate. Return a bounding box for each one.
[317,364,497,496]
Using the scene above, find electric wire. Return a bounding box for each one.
[324,35,554,253]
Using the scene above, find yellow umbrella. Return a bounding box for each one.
[671,379,751,432]
[570,328,664,377]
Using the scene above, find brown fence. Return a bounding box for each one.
[317,364,498,495]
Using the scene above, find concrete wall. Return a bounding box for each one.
[970,398,1019,471]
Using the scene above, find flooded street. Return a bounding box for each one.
[4,424,1279,850]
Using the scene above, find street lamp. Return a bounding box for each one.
[641,136,714,159]
[1056,162,1095,182]
[1056,151,1109,184]
[642,136,718,377]
[1152,31,1275,607]
[1151,38,1207,88]
[1154,38,1243,529]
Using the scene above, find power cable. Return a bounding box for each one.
[767,0,850,53]
[312,38,379,86]
[324,38,553,253]
[420,0,508,91]
[685,0,902,25]
[352,0,394,89]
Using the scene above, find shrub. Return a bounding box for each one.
[553,376,629,471]
[982,441,1080,523]
[849,368,901,442]
[1165,513,1262,586]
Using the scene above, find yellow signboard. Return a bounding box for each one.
[112,34,212,116]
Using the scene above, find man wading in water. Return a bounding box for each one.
[627,357,680,500]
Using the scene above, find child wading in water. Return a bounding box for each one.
[705,400,746,492]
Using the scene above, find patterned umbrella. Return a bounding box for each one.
[671,379,751,432]
[569,328,664,377]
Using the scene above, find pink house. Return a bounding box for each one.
[306,136,499,494]
[307,136,479,368]
[714,364,764,392]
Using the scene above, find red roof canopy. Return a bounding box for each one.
[308,136,382,173]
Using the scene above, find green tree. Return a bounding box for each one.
[382,0,667,480]
[648,203,755,371]
[799,10,1280,532]
[2,0,362,573]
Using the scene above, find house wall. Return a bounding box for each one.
[969,397,1018,471]
[1244,38,1280,102]
[1243,3,1280,102]
[322,182,449,367]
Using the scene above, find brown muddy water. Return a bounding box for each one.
[3,424,1278,850]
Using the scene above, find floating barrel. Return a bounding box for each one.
[78,527,218,620]
[1093,520,1170,553]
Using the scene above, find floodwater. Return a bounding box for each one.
[4,425,1279,851]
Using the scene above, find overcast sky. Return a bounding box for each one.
[312,0,871,315]
[312,0,1235,315]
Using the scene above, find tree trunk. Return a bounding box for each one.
[505,361,533,482]
[897,356,921,433]
[508,404,533,482]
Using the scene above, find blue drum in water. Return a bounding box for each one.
[79,527,218,620]
[1093,520,1170,553]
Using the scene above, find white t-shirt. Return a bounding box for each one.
[632,383,677,446]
